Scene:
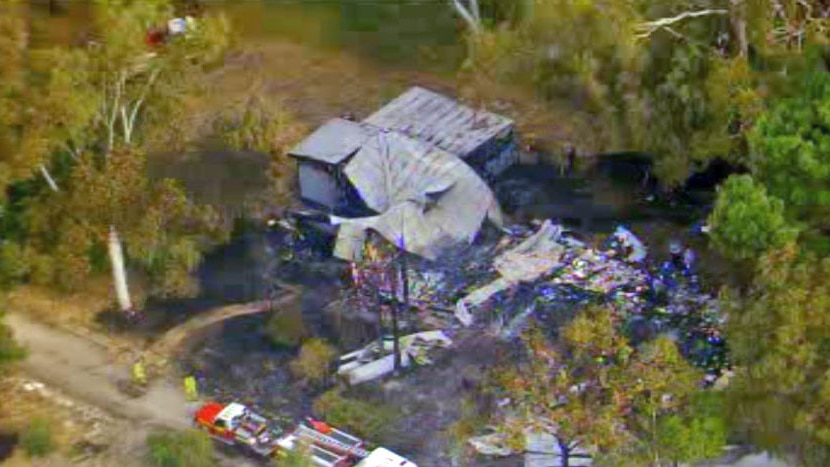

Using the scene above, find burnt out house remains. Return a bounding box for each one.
[287,86,518,216]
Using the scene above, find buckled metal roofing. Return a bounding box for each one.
[363,86,513,158]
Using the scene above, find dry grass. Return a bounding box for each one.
[5,276,152,362]
[6,278,113,331]
[198,40,599,154]
[0,376,128,467]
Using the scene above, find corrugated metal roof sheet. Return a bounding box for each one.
[333,131,503,261]
[364,86,513,158]
[288,118,378,164]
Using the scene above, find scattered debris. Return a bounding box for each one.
[456,220,566,325]
[337,331,453,386]
[339,218,728,382]
[468,431,513,457]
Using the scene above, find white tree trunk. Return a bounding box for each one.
[39,164,59,192]
[108,225,133,312]
[730,0,749,57]
[450,0,482,33]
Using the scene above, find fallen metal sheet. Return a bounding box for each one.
[455,220,567,326]
[337,330,452,386]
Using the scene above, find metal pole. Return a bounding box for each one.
[374,266,384,349]
[401,250,410,314]
[392,209,408,373]
[391,261,401,372]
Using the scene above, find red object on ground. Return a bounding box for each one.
[309,418,332,434]
[195,402,224,425]
[145,29,167,47]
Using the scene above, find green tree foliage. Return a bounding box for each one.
[0,242,30,290]
[0,0,28,192]
[146,429,217,467]
[25,150,224,296]
[725,245,830,464]
[0,0,231,301]
[0,1,98,197]
[494,306,720,465]
[289,338,337,387]
[461,0,640,116]
[459,0,825,185]
[749,70,830,229]
[622,336,704,465]
[707,174,796,261]
[652,391,729,466]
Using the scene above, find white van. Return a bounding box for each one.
[354,447,418,467]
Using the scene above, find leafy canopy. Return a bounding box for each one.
[493,306,719,465]
[1,0,231,298]
[707,174,797,261]
[749,71,830,229]
[725,245,830,464]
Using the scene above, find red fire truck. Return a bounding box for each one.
[194,401,415,466]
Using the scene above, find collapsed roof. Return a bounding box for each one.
[331,130,503,261]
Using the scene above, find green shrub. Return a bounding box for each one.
[0,242,28,290]
[708,174,797,261]
[146,429,216,467]
[21,417,53,458]
[312,390,398,442]
[0,312,26,378]
[265,308,309,348]
[290,338,337,386]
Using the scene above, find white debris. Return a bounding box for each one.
[167,18,187,35]
[468,432,513,457]
[455,220,566,325]
[337,331,453,385]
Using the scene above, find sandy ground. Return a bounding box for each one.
[5,312,261,466]
[7,312,189,429]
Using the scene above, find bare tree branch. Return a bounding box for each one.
[635,9,729,39]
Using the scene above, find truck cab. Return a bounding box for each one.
[355,447,418,467]
[194,402,282,456]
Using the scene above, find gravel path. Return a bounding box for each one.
[6,312,262,466]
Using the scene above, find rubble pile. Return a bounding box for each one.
[342,219,730,381]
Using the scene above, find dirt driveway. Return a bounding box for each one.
[6,312,262,466]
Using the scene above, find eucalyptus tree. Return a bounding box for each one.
[5,0,231,311]
[494,307,723,467]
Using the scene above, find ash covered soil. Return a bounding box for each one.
[177,308,520,466]
[359,331,523,467]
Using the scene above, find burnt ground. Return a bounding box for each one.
[176,303,523,466]
[352,330,523,467]
[177,314,314,426]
